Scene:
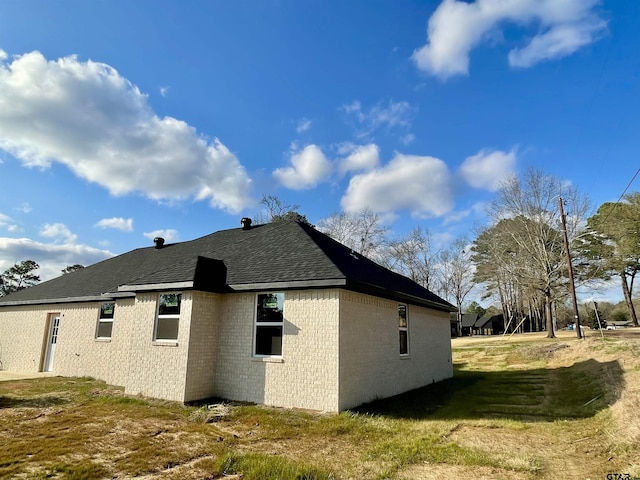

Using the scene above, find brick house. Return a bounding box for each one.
[0,219,455,412]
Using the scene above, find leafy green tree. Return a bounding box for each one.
[0,260,40,296]
[62,264,84,274]
[579,193,640,326]
[466,301,486,317]
[586,302,606,329]
[611,309,629,324]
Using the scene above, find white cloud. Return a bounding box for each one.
[0,213,13,226]
[443,209,471,225]
[143,229,179,243]
[0,213,18,231]
[337,144,380,176]
[412,0,606,79]
[431,231,457,250]
[341,153,454,217]
[17,203,32,214]
[400,133,416,146]
[0,50,253,213]
[342,99,414,139]
[0,236,113,282]
[443,201,488,225]
[160,86,170,97]
[458,148,517,191]
[273,144,332,190]
[39,223,78,244]
[296,117,312,133]
[95,217,134,232]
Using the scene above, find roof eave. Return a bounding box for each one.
[228,278,347,291]
[0,291,136,307]
[345,279,457,313]
[118,281,195,292]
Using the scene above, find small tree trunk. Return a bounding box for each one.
[621,273,639,326]
[544,290,555,338]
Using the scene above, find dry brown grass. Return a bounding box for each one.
[1,329,640,479]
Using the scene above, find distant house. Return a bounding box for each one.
[0,219,455,412]
[450,314,460,337]
[460,313,480,336]
[474,314,504,336]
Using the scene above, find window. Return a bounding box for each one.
[155,293,181,342]
[399,304,408,355]
[96,302,115,339]
[254,293,284,356]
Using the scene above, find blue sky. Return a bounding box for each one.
[0,0,638,303]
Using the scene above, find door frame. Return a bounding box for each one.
[42,313,61,372]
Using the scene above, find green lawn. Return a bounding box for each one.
[1,330,639,479]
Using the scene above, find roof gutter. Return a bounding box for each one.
[228,278,347,291]
[0,291,136,307]
[345,279,457,313]
[118,281,194,292]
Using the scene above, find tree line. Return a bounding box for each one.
[0,263,83,296]
[260,171,640,339]
[5,175,640,339]
[470,169,640,337]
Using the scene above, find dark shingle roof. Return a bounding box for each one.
[460,313,480,328]
[0,221,455,312]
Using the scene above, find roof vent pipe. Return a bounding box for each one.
[241,217,252,230]
[153,237,165,249]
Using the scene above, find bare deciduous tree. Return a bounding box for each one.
[387,227,437,290]
[438,236,475,323]
[317,209,389,261]
[480,168,589,338]
[254,194,311,225]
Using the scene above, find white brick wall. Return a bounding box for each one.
[122,292,192,402]
[184,291,221,401]
[0,299,137,390]
[338,290,453,410]
[213,290,340,411]
[0,287,452,411]
[0,305,51,372]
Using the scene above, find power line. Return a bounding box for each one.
[613,167,640,204]
[596,166,640,228]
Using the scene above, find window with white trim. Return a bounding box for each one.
[96,302,115,339]
[399,304,409,355]
[254,292,284,356]
[155,293,181,342]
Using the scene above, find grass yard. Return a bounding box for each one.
[1,329,640,479]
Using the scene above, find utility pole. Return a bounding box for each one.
[558,197,582,339]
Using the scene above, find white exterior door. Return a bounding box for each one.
[43,315,60,372]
